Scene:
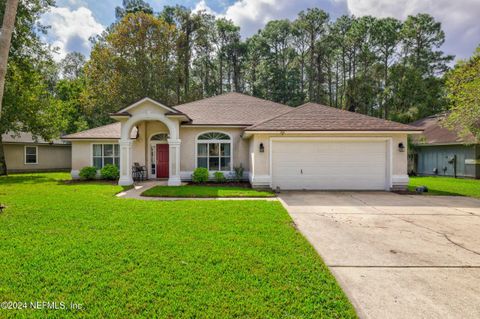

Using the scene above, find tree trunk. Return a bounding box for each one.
[0,0,19,116]
[219,53,223,94]
[308,34,315,102]
[0,135,6,175]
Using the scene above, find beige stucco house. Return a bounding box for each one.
[3,132,71,172]
[62,93,421,190]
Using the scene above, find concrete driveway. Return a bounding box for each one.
[279,191,480,319]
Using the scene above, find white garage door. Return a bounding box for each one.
[272,139,388,190]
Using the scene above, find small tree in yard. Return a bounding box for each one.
[444,46,480,141]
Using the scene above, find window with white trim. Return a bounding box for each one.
[25,146,37,164]
[197,132,231,171]
[92,144,120,169]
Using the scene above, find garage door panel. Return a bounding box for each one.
[272,140,388,190]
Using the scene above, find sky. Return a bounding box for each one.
[40,0,480,62]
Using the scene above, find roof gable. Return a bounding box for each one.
[410,114,477,145]
[245,102,422,132]
[114,97,180,115]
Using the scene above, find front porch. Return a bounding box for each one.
[112,98,188,186]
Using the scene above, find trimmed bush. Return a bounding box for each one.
[79,166,97,180]
[192,167,209,183]
[214,171,226,183]
[233,164,244,182]
[101,164,119,180]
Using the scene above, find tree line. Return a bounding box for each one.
[79,1,453,127]
[0,0,478,174]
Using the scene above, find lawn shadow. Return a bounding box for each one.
[0,174,64,185]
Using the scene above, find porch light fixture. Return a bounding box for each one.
[398,142,405,152]
[259,143,265,153]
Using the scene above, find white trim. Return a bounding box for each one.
[181,125,247,128]
[392,174,409,185]
[116,97,179,114]
[268,136,393,191]
[243,130,422,138]
[62,138,119,142]
[24,145,38,165]
[251,175,271,187]
[194,131,233,172]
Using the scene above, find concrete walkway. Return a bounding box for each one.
[278,191,480,319]
[116,180,278,201]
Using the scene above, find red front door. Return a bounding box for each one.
[156,144,169,178]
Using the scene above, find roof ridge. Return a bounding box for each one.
[303,102,417,129]
[246,103,308,130]
[173,92,291,110]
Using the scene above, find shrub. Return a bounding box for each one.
[79,166,97,180]
[214,171,226,183]
[233,164,244,182]
[101,164,119,180]
[192,167,209,183]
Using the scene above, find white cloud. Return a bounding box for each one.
[193,0,220,15]
[40,6,104,61]
[346,0,480,60]
[195,0,347,37]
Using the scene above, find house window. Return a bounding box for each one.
[196,132,231,171]
[24,146,38,164]
[92,144,120,169]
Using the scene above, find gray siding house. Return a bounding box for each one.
[410,115,479,179]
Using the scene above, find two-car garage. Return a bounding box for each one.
[245,102,418,191]
[271,138,390,190]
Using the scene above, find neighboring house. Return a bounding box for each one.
[2,132,71,173]
[62,93,421,190]
[410,114,479,178]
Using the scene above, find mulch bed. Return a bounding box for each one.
[187,181,252,188]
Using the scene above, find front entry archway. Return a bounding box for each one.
[156,144,169,178]
[118,110,181,186]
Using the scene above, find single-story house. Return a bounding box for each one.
[2,132,71,173]
[62,93,421,190]
[410,114,479,178]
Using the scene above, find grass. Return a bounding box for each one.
[408,176,480,198]
[0,172,355,318]
[142,185,275,198]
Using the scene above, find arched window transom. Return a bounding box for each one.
[198,132,230,140]
[151,133,169,141]
[196,132,232,171]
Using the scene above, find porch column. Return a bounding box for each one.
[167,138,181,186]
[118,139,134,186]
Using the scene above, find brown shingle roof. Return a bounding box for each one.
[245,102,422,132]
[62,122,137,139]
[410,114,477,145]
[174,92,293,125]
[2,132,68,145]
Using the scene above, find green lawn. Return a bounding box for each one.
[142,185,275,198]
[409,176,480,198]
[0,173,355,318]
